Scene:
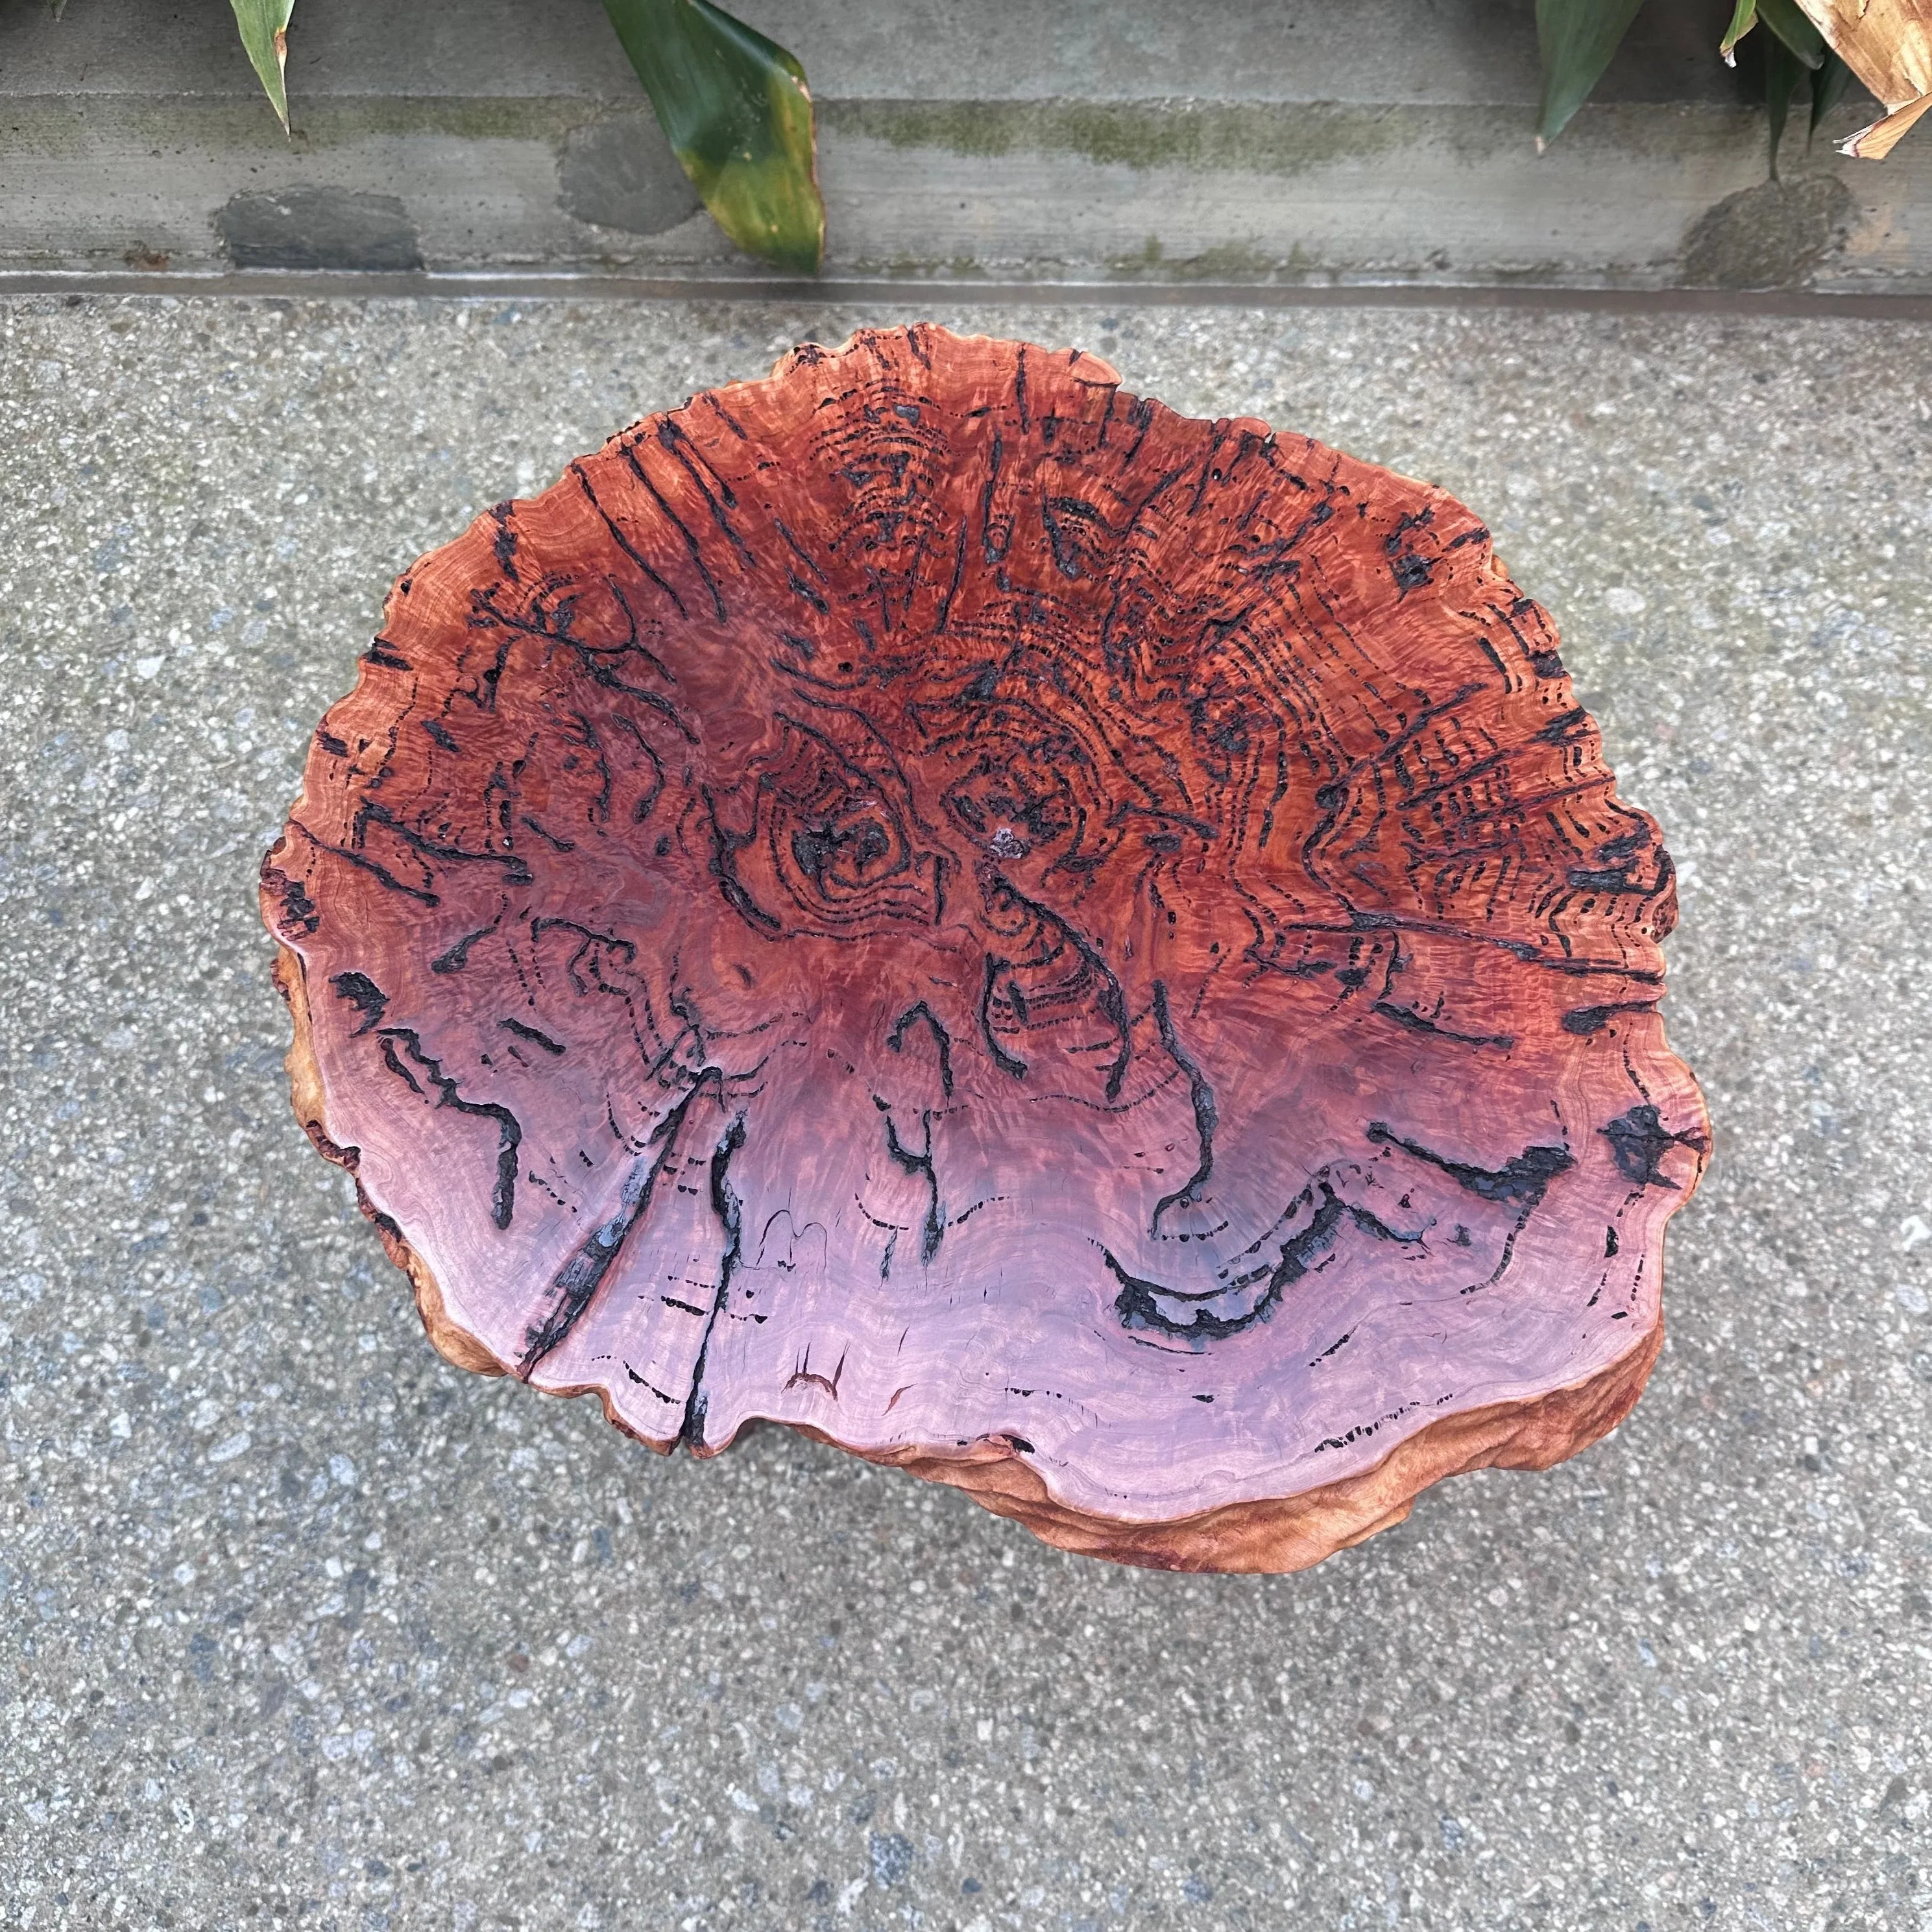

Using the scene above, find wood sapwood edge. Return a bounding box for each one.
[270,931,1662,1571]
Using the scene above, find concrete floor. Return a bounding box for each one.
[1,295,1928,1932]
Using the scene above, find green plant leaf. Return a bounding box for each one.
[1763,28,1806,174]
[1535,0,1648,143]
[1719,0,1757,64]
[230,0,295,132]
[1757,0,1825,69]
[1810,47,1854,139]
[600,0,823,274]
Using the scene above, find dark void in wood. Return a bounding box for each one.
[261,326,1709,1573]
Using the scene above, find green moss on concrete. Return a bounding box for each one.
[821,99,1408,177]
[820,97,1789,178]
[0,93,599,155]
[10,91,1774,177]
[297,97,607,146]
[1103,237,1318,282]
[843,252,993,279]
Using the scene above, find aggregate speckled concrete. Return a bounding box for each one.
[1,296,1929,1932]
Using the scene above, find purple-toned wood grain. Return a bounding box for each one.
[261,326,1708,1572]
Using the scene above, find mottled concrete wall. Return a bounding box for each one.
[2,0,1926,288]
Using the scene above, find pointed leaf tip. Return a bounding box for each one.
[601,0,824,274]
[1810,48,1853,143]
[1535,0,1648,143]
[1758,0,1826,68]
[230,0,295,132]
[1798,0,1932,159]
[1763,30,1807,176]
[1720,0,1759,63]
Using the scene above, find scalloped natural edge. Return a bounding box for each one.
[263,325,1707,1573]
[275,937,1664,1573]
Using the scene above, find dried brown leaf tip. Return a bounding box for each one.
[1798,0,1932,154]
[261,326,1708,1573]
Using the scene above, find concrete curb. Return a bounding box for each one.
[4,0,1927,291]
[7,269,1932,318]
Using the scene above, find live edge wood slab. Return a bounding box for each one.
[261,325,1709,1574]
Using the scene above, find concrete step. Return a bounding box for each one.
[3,0,1925,291]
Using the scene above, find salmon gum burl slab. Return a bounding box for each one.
[261,326,1708,1573]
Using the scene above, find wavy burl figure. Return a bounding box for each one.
[262,325,1708,1572]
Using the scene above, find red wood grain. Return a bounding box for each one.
[262,326,1708,1571]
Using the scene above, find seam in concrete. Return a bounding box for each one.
[4,270,1932,319]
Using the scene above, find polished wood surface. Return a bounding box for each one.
[262,325,1708,1571]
